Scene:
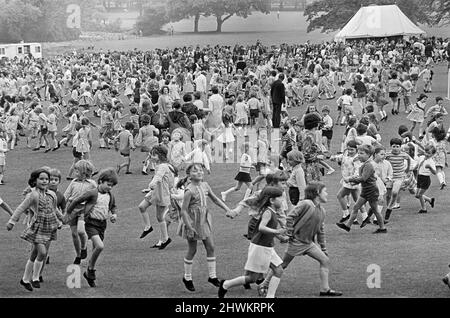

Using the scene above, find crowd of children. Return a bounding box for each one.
[2,37,450,297]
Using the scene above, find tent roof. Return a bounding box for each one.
[335,4,426,40]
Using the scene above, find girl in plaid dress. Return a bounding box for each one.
[7,169,63,292]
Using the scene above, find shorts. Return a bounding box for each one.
[322,129,333,140]
[417,174,431,190]
[411,74,419,81]
[85,217,107,241]
[389,92,398,99]
[72,147,82,159]
[250,109,260,119]
[289,187,300,206]
[286,241,319,257]
[360,186,379,202]
[39,126,48,135]
[244,243,283,274]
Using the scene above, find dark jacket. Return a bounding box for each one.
[270,79,286,105]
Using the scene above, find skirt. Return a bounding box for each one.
[244,243,283,274]
[407,109,424,123]
[21,213,59,244]
[235,172,252,183]
[217,128,235,144]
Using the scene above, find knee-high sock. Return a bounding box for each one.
[207,257,217,279]
[32,261,44,281]
[184,258,193,281]
[437,171,445,184]
[223,276,246,290]
[266,276,281,298]
[262,269,274,288]
[22,260,34,283]
[159,221,169,242]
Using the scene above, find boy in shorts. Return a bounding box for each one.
[384,138,412,223]
[66,168,118,287]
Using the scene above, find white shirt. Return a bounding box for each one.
[418,156,436,176]
[195,74,207,93]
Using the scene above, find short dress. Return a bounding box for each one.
[434,141,447,168]
[407,102,425,123]
[21,191,59,244]
[177,182,212,241]
[235,154,252,183]
[217,125,235,144]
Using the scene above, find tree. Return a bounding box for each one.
[422,0,450,26]
[205,0,271,32]
[304,0,431,33]
[166,0,208,33]
[136,4,169,35]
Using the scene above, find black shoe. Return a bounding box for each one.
[66,177,74,181]
[44,149,51,153]
[46,256,50,264]
[208,277,221,287]
[384,209,392,221]
[360,217,372,228]
[20,280,33,292]
[141,171,148,175]
[158,238,172,250]
[418,209,428,214]
[443,276,450,289]
[183,278,195,292]
[84,269,96,287]
[373,228,388,234]
[151,242,161,248]
[39,276,43,283]
[391,109,395,115]
[218,280,228,298]
[243,282,252,290]
[353,220,359,225]
[440,183,447,190]
[430,198,435,208]
[336,223,350,232]
[32,148,40,151]
[125,171,133,175]
[31,280,40,289]
[92,171,99,177]
[40,145,46,149]
[319,289,343,297]
[80,249,88,260]
[339,215,350,223]
[140,227,153,239]
[73,257,81,265]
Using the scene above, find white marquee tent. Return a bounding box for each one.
[334,4,426,41]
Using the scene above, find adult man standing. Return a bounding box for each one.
[271,73,286,129]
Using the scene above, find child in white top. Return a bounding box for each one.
[185,139,210,174]
[221,143,254,202]
[169,131,186,171]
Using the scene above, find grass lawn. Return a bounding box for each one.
[2,13,450,298]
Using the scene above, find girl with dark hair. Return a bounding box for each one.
[7,169,63,292]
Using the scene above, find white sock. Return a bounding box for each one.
[32,261,44,281]
[99,139,106,148]
[207,257,216,279]
[266,276,281,298]
[184,258,193,281]
[361,211,368,220]
[379,111,384,118]
[244,188,252,200]
[159,221,169,242]
[262,269,274,288]
[437,172,445,184]
[22,260,34,283]
[223,276,246,290]
[342,209,349,218]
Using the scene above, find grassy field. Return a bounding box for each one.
[44,12,450,55]
[2,13,450,298]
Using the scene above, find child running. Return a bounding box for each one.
[65,168,118,287]
[415,144,437,214]
[218,187,286,298]
[179,163,232,292]
[7,168,63,291]
[336,145,387,233]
